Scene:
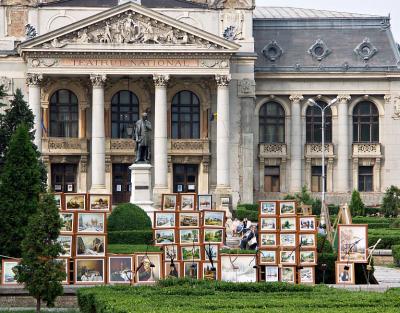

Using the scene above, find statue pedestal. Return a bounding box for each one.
[129,163,155,222]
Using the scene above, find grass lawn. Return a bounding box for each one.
[0,311,79,313]
[78,279,400,313]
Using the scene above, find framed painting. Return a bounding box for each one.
[260,201,276,215]
[280,233,297,247]
[181,245,202,262]
[180,228,200,244]
[74,258,105,284]
[299,250,317,265]
[89,194,111,212]
[260,217,277,231]
[108,255,133,284]
[220,255,257,283]
[55,258,69,285]
[77,212,105,233]
[299,233,316,248]
[338,225,368,263]
[299,216,316,232]
[203,228,224,244]
[198,194,212,211]
[1,259,20,285]
[179,212,200,228]
[203,244,219,262]
[163,245,178,261]
[298,267,315,285]
[54,193,63,211]
[279,201,296,215]
[281,266,296,283]
[76,235,106,257]
[259,250,277,265]
[135,253,162,284]
[154,229,176,245]
[259,233,278,248]
[264,266,279,282]
[57,235,73,257]
[165,262,180,279]
[154,212,176,228]
[202,262,218,281]
[280,217,297,232]
[180,193,197,211]
[65,194,86,211]
[183,262,199,279]
[203,210,225,227]
[162,194,178,211]
[280,250,296,265]
[60,212,74,233]
[335,262,355,285]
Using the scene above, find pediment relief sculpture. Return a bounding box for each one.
[207,0,255,10]
[41,10,225,50]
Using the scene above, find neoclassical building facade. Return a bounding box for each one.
[0,0,399,206]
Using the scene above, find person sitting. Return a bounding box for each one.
[240,225,258,250]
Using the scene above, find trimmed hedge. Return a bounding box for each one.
[107,203,151,231]
[108,244,161,254]
[368,229,400,249]
[234,209,258,222]
[236,203,258,211]
[392,245,400,267]
[108,230,153,245]
[77,280,400,313]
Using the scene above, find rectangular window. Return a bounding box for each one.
[264,166,280,192]
[51,164,77,193]
[358,166,373,192]
[311,166,326,192]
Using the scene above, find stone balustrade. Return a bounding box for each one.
[106,138,136,155]
[305,143,335,158]
[352,143,382,158]
[42,137,88,154]
[168,139,210,155]
[259,143,287,158]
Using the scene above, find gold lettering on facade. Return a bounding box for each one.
[60,58,200,68]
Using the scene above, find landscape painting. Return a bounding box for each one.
[203,211,225,227]
[220,255,257,283]
[155,229,175,245]
[78,213,105,233]
[60,212,74,233]
[89,195,111,211]
[65,194,86,211]
[76,235,105,257]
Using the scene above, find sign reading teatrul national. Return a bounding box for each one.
[61,58,200,68]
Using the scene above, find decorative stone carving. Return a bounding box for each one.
[259,143,287,158]
[354,38,378,61]
[172,141,204,150]
[337,94,351,103]
[48,138,81,150]
[262,41,283,62]
[215,74,231,87]
[289,94,304,103]
[110,139,136,150]
[352,143,382,158]
[29,58,59,68]
[42,10,224,50]
[392,95,400,120]
[202,155,210,173]
[90,74,107,87]
[221,11,244,41]
[80,156,88,173]
[153,74,170,87]
[208,0,254,9]
[0,77,12,92]
[105,156,112,173]
[308,39,332,61]
[200,59,229,68]
[26,73,43,86]
[237,79,255,98]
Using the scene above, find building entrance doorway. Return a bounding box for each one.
[112,164,131,204]
[173,164,198,193]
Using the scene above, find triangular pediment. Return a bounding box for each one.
[20,2,240,54]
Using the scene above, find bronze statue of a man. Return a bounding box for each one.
[133,112,152,163]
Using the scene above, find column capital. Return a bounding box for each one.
[153,74,170,87]
[215,74,231,87]
[90,74,107,88]
[384,94,391,103]
[337,94,351,103]
[26,73,43,86]
[289,94,304,103]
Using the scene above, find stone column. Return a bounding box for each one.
[216,74,231,189]
[90,74,107,192]
[26,73,43,151]
[337,95,351,192]
[153,74,170,202]
[374,158,381,192]
[327,158,334,192]
[289,95,303,192]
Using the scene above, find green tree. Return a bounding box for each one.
[381,185,400,217]
[15,192,65,313]
[0,124,44,257]
[349,190,365,217]
[0,89,35,162]
[0,84,6,108]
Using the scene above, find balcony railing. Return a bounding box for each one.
[168,139,210,155]
[305,143,334,158]
[106,138,136,155]
[42,137,87,154]
[259,143,287,158]
[352,143,382,158]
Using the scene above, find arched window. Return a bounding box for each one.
[306,101,332,143]
[353,102,379,143]
[50,89,78,138]
[171,91,200,139]
[259,101,285,143]
[111,90,139,139]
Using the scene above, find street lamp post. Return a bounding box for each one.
[307,97,338,233]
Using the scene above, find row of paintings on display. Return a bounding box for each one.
[154,228,225,245]
[54,193,111,212]
[162,194,214,211]
[60,212,107,234]
[2,256,320,285]
[258,249,317,266]
[154,210,225,229]
[259,216,316,232]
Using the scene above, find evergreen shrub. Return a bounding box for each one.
[107,203,151,231]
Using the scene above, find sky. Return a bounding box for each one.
[256,0,400,42]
